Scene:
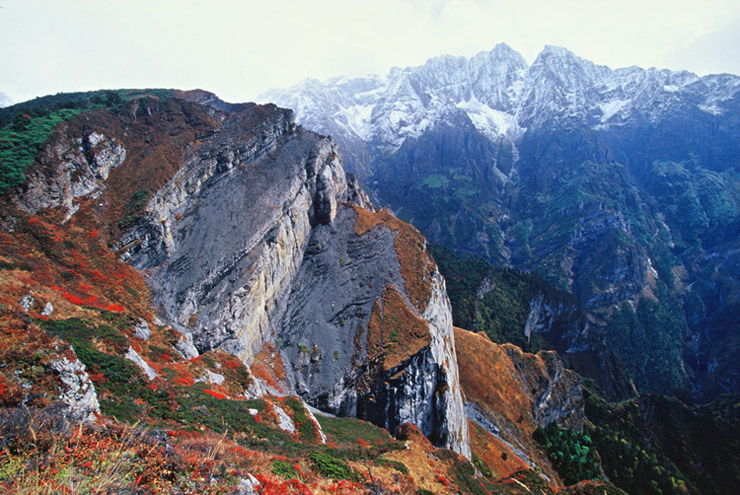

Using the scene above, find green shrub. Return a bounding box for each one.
[472,452,492,479]
[271,460,301,480]
[376,457,408,474]
[533,423,601,485]
[119,189,150,228]
[316,415,397,449]
[282,397,318,443]
[40,317,147,421]
[0,89,174,195]
[308,451,359,481]
[0,108,82,193]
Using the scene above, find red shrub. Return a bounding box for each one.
[434,474,450,486]
[203,389,227,400]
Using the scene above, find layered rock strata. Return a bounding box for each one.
[101,97,471,456]
[277,205,470,456]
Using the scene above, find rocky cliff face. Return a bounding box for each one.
[277,205,469,455]
[14,93,471,456]
[117,105,350,365]
[14,129,127,220]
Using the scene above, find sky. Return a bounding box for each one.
[2,0,740,104]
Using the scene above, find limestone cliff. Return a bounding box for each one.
[278,206,470,456]
[14,128,127,220]
[22,93,473,456]
[116,104,357,365]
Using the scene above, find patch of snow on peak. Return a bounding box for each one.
[698,104,724,115]
[333,103,374,141]
[456,96,522,140]
[599,99,630,123]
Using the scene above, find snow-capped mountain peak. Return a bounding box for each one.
[260,44,740,156]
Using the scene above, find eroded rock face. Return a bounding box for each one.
[277,205,469,455]
[501,343,584,430]
[120,106,360,365]
[17,129,126,220]
[50,354,100,422]
[112,99,469,456]
[455,328,583,475]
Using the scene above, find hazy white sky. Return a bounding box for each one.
[2,0,740,104]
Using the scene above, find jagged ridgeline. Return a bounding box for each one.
[263,44,740,401]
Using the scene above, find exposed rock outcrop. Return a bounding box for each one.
[17,129,126,220]
[502,343,584,429]
[455,327,584,480]
[119,105,359,365]
[50,354,100,422]
[125,347,157,381]
[277,205,469,456]
[105,97,471,456]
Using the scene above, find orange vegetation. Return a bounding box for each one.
[454,327,563,484]
[352,206,435,313]
[454,328,533,433]
[252,341,290,393]
[40,97,220,245]
[0,210,151,323]
[366,285,431,371]
[468,420,529,479]
[384,423,459,495]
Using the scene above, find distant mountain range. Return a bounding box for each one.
[262,43,740,399]
[261,43,740,176]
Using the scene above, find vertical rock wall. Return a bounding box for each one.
[119,107,356,364]
[277,204,470,457]
[108,100,470,457]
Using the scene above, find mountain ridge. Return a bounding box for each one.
[1,89,471,457]
[260,43,740,160]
